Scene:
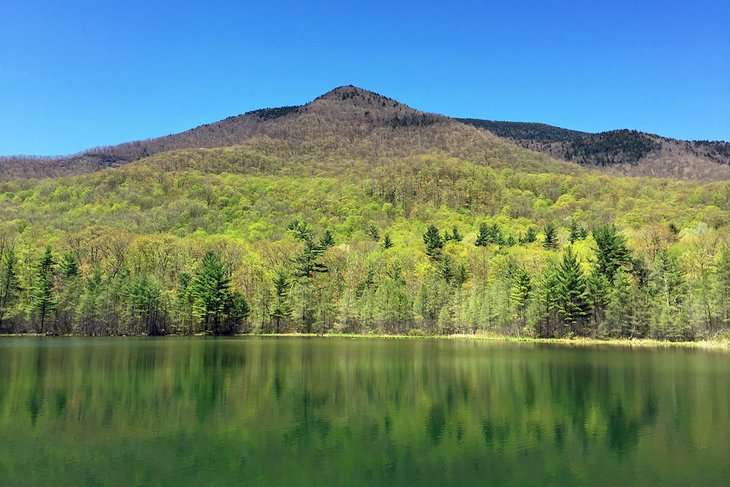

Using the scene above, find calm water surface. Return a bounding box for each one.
[0,337,728,486]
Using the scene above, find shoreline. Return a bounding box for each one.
[2,332,729,350]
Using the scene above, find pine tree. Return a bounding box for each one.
[318,229,335,249]
[532,261,560,338]
[292,236,328,278]
[451,226,463,242]
[521,226,537,244]
[382,233,394,249]
[192,251,238,335]
[716,246,730,328]
[455,264,469,287]
[439,255,455,284]
[0,249,21,331]
[651,249,691,340]
[32,247,57,333]
[423,225,444,259]
[593,225,632,282]
[543,222,558,250]
[288,220,313,241]
[128,274,165,335]
[586,271,611,329]
[367,224,380,241]
[555,247,590,335]
[511,267,532,327]
[475,222,489,247]
[175,272,195,333]
[270,271,291,333]
[60,252,79,278]
[569,220,587,244]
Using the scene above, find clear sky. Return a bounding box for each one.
[1,0,728,155]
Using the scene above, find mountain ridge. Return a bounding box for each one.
[1,85,728,180]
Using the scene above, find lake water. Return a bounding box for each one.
[0,337,728,486]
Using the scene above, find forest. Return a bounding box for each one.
[1,141,729,341]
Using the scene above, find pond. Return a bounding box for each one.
[0,337,728,485]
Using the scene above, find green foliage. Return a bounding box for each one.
[319,230,335,249]
[0,249,21,330]
[423,225,444,260]
[520,227,537,244]
[0,129,729,340]
[292,236,328,279]
[366,224,380,241]
[192,251,247,335]
[128,274,165,335]
[569,220,588,244]
[31,247,56,333]
[593,225,632,282]
[270,271,292,333]
[543,222,558,250]
[555,248,590,334]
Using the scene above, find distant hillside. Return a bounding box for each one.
[1,85,729,181]
[459,119,730,179]
[0,86,578,179]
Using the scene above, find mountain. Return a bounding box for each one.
[1,86,730,340]
[1,85,728,181]
[0,86,559,178]
[459,119,730,180]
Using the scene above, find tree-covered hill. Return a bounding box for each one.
[1,86,730,340]
[2,85,729,181]
[460,119,730,180]
[1,139,730,339]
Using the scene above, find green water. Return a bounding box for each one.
[0,338,728,486]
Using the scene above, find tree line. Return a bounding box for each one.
[1,220,729,340]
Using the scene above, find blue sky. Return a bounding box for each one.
[1,0,728,155]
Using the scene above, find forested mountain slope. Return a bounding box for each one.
[0,86,576,179]
[1,86,730,341]
[3,85,728,181]
[460,119,730,180]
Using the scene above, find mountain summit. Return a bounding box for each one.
[1,86,729,180]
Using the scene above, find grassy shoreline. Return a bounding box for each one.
[2,332,729,350]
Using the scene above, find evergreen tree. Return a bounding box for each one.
[531,261,560,338]
[191,251,246,335]
[716,246,730,328]
[288,220,313,241]
[475,222,489,247]
[318,229,335,249]
[56,253,82,334]
[593,225,632,282]
[586,271,611,328]
[32,247,56,333]
[366,224,380,241]
[0,249,21,331]
[651,249,691,340]
[128,274,165,335]
[511,267,532,327]
[59,252,79,279]
[569,220,587,244]
[455,263,469,287]
[382,233,394,249]
[439,255,456,284]
[423,225,444,260]
[292,236,328,278]
[175,272,195,333]
[521,226,537,244]
[555,247,590,335]
[451,226,463,242]
[77,264,104,335]
[543,222,558,250]
[270,271,291,333]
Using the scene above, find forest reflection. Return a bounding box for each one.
[0,338,728,486]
